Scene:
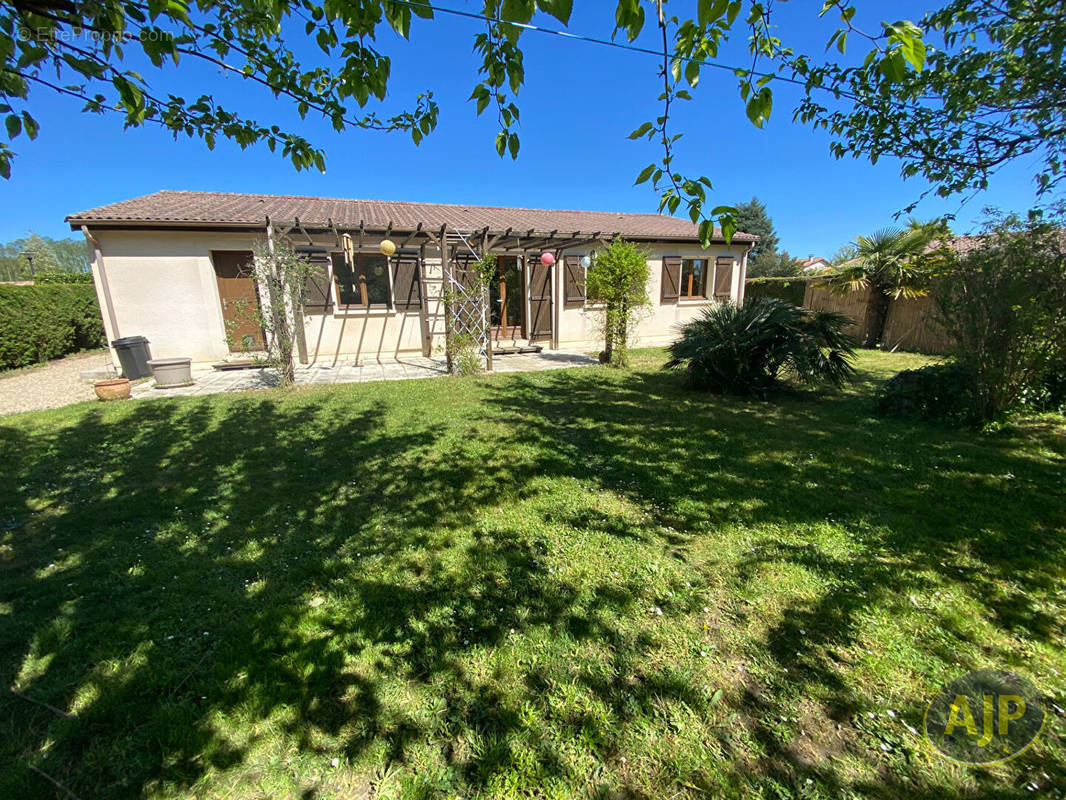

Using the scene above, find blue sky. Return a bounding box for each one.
[0,1,1046,256]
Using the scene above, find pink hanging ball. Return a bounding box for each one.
[540,252,555,266]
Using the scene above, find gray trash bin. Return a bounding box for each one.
[111,336,152,380]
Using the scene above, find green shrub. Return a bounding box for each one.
[665,297,856,395]
[449,332,483,376]
[744,276,811,306]
[934,208,1066,421]
[586,238,651,368]
[0,284,106,370]
[34,271,94,284]
[874,362,980,425]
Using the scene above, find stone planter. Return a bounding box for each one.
[94,378,131,401]
[148,358,194,388]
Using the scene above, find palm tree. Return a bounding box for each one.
[820,227,933,348]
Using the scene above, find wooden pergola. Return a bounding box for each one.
[264,216,611,368]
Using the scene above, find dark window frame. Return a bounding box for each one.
[331,251,393,310]
[679,257,709,299]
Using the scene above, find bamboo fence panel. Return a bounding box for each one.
[802,283,952,354]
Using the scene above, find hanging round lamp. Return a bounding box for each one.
[379,239,397,256]
[540,252,555,266]
[580,255,591,268]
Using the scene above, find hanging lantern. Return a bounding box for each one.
[580,255,591,269]
[379,239,396,256]
[540,252,555,266]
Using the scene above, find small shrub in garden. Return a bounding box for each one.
[449,332,483,376]
[874,362,980,425]
[665,297,856,395]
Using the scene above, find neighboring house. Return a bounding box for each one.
[800,256,831,272]
[67,191,756,364]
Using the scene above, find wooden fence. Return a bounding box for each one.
[803,284,952,354]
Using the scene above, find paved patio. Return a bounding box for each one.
[130,350,598,399]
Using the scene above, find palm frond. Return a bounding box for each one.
[665,298,857,395]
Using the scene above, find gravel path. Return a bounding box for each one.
[0,351,114,417]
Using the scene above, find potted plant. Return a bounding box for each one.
[94,378,131,401]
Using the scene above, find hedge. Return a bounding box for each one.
[34,271,94,284]
[0,284,106,370]
[744,276,814,306]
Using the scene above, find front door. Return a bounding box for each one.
[489,255,524,343]
[527,257,553,342]
[212,250,264,352]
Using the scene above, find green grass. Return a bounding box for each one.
[1,350,1063,799]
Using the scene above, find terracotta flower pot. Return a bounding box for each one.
[94,378,131,401]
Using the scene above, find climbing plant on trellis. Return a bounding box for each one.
[443,252,496,375]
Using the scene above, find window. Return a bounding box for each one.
[331,252,391,308]
[679,258,708,299]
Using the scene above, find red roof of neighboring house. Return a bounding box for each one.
[67,190,758,243]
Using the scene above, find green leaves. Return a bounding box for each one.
[717,211,738,245]
[21,111,37,140]
[634,163,656,185]
[536,0,573,25]
[470,84,491,115]
[628,122,654,140]
[884,20,927,73]
[5,114,20,139]
[698,0,730,27]
[745,87,773,128]
[495,131,520,159]
[614,0,645,42]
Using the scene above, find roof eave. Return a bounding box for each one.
[68,217,754,244]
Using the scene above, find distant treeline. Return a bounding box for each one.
[0,234,91,281]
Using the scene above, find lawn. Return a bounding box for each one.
[1,350,1063,799]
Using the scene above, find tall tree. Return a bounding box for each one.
[1,2,1060,237]
[734,198,779,260]
[819,228,932,348]
[734,198,801,277]
[750,251,803,279]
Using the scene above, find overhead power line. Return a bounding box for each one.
[388,0,912,107]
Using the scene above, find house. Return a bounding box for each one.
[67,191,756,365]
[800,256,831,273]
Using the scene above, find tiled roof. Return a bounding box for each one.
[67,190,757,243]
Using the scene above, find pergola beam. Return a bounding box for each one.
[265,215,612,255]
[400,222,423,248]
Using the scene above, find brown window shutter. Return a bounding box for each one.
[661,257,681,303]
[303,258,334,314]
[392,255,422,311]
[564,255,585,306]
[714,257,734,299]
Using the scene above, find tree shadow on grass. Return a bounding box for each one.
[0,362,1062,799]
[0,385,676,798]
[475,366,1066,796]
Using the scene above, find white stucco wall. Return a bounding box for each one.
[555,242,750,350]
[91,229,748,363]
[92,229,251,362]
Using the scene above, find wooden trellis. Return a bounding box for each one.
[442,229,492,373]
